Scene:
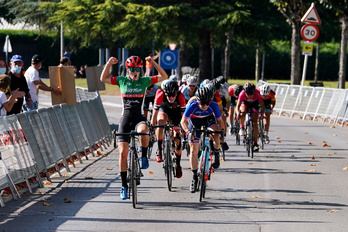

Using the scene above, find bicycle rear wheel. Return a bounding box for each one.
[164,140,173,191]
[199,148,208,202]
[131,150,137,208]
[250,124,254,159]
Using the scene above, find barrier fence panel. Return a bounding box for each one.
[52,104,82,163]
[94,92,112,142]
[2,115,43,193]
[47,107,76,168]
[89,98,110,146]
[37,108,71,173]
[61,104,94,158]
[291,87,315,118]
[76,101,100,151]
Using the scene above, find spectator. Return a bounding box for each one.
[23,54,61,111]
[0,74,25,116]
[78,65,86,78]
[74,66,79,78]
[58,57,70,67]
[8,54,32,115]
[145,53,159,76]
[0,57,9,74]
[63,50,71,59]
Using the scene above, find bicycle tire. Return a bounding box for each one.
[199,148,208,202]
[250,123,254,159]
[259,118,265,150]
[246,121,251,157]
[165,140,172,191]
[131,149,137,208]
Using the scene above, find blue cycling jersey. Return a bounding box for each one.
[183,99,221,119]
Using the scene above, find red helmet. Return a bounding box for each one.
[125,56,143,68]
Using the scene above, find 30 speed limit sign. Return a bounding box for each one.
[301,24,319,42]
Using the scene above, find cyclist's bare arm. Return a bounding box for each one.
[180,117,189,133]
[151,109,159,126]
[100,57,118,84]
[259,99,266,115]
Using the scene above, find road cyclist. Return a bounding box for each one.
[100,55,167,200]
[180,75,198,103]
[235,82,265,152]
[180,86,224,193]
[258,84,276,144]
[151,80,186,179]
[228,84,243,144]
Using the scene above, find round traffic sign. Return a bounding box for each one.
[162,50,176,66]
[301,24,319,42]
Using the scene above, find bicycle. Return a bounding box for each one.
[258,112,265,150]
[243,109,254,159]
[194,126,224,202]
[154,122,177,191]
[230,113,240,145]
[114,129,149,208]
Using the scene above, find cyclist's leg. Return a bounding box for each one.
[264,109,271,143]
[189,141,199,193]
[135,118,150,169]
[173,127,183,178]
[155,111,168,162]
[239,104,247,135]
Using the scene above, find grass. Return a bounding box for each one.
[42,78,347,96]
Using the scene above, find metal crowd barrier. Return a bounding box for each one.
[0,87,111,207]
[258,80,348,125]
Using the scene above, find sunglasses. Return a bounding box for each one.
[189,85,196,88]
[166,93,177,97]
[129,67,141,72]
[199,101,210,106]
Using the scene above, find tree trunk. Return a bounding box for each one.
[224,31,232,80]
[198,30,211,82]
[314,42,320,83]
[178,40,190,80]
[291,21,301,85]
[255,41,261,83]
[338,15,348,89]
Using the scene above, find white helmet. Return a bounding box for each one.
[187,75,198,85]
[182,74,190,83]
[169,74,178,82]
[161,80,169,89]
[260,84,271,95]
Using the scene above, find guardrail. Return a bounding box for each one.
[0,87,112,207]
[257,80,348,126]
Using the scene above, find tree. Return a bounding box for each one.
[272,0,308,85]
[320,0,348,88]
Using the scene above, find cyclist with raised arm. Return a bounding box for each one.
[235,83,265,152]
[100,55,168,200]
[228,84,243,134]
[258,84,276,144]
[151,80,186,178]
[180,87,224,193]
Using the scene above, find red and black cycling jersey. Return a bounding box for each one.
[154,89,186,112]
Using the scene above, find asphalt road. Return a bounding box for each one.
[0,93,347,232]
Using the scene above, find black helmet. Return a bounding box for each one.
[163,80,179,95]
[234,84,243,97]
[195,86,214,103]
[243,82,255,95]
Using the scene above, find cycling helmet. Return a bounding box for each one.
[234,84,243,97]
[205,82,216,93]
[243,82,255,95]
[195,86,214,103]
[162,80,179,95]
[161,80,169,89]
[260,84,271,95]
[125,56,143,68]
[169,74,178,82]
[200,79,211,88]
[181,74,190,83]
[187,75,198,85]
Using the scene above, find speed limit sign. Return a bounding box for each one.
[301,24,319,42]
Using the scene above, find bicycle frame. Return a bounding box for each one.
[244,110,254,158]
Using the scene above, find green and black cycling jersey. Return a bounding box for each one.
[110,75,158,116]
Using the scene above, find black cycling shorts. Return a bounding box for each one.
[117,115,147,143]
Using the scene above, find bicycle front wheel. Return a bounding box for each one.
[131,150,138,208]
[165,140,173,191]
[259,118,265,150]
[199,148,208,202]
